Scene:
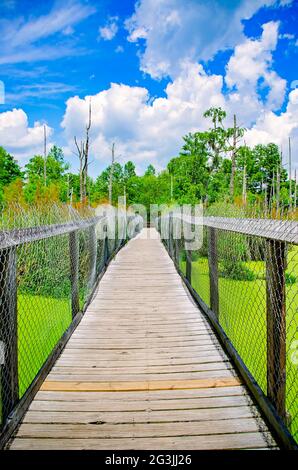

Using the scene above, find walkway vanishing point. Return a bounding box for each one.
[10,228,277,450]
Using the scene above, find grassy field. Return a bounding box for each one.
[181,250,298,442]
[17,294,72,397]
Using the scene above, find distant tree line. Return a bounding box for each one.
[0,107,296,217]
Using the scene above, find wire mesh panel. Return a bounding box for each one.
[17,233,72,397]
[0,205,141,445]
[158,213,298,447]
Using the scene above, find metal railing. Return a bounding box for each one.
[0,211,142,448]
[157,213,298,450]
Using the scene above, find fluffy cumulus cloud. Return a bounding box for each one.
[61,63,225,170]
[226,21,286,112]
[98,16,119,41]
[0,108,53,160]
[61,18,298,172]
[125,0,281,79]
[245,89,298,150]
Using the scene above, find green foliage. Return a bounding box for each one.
[220,259,256,281]
[285,272,297,285]
[0,146,23,188]
[0,108,295,215]
[145,164,156,176]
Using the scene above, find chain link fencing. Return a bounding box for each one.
[0,204,142,445]
[158,211,298,448]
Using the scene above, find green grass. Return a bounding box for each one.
[18,294,72,397]
[181,251,298,443]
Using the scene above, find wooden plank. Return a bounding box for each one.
[40,377,242,392]
[14,417,265,438]
[10,432,277,450]
[22,405,259,424]
[29,394,253,412]
[34,385,248,401]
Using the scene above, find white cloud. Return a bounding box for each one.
[0,1,95,65]
[99,17,119,41]
[125,0,278,79]
[245,89,298,153]
[61,62,226,172]
[0,108,53,160]
[225,21,287,120]
[60,15,294,176]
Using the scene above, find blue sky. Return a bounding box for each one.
[0,0,298,176]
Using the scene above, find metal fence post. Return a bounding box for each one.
[169,212,173,258]
[186,249,192,284]
[266,239,286,418]
[88,223,97,286]
[208,227,219,318]
[104,225,109,265]
[0,247,19,423]
[69,231,80,319]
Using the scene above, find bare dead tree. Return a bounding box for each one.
[229,114,245,199]
[108,142,115,205]
[289,137,292,211]
[43,125,47,186]
[74,137,84,203]
[74,99,92,203]
[295,169,297,211]
[242,164,247,207]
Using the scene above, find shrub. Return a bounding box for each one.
[220,259,256,281]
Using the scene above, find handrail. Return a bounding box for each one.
[157,213,298,450]
[0,216,103,250]
[161,213,298,244]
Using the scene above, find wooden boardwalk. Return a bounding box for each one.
[10,228,277,450]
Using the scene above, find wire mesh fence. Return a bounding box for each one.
[158,212,298,447]
[0,204,142,444]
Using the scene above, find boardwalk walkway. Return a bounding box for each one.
[10,228,277,450]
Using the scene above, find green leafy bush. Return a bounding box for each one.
[220,259,256,281]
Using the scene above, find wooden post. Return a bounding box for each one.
[88,223,97,285]
[266,239,286,418]
[208,227,219,317]
[169,212,173,258]
[0,247,19,423]
[186,249,192,284]
[69,231,80,319]
[104,225,109,266]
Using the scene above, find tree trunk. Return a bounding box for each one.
[108,143,115,205]
[230,114,237,200]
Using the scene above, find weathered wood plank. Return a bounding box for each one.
[40,377,242,392]
[10,431,276,450]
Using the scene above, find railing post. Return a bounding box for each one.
[208,227,219,318]
[266,239,286,418]
[0,247,19,423]
[104,225,109,266]
[186,249,192,284]
[88,223,97,286]
[169,212,173,258]
[69,231,80,319]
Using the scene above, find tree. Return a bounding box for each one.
[48,145,65,163]
[108,143,115,205]
[203,107,229,170]
[74,99,92,203]
[25,155,68,183]
[228,114,245,199]
[145,164,156,176]
[0,147,23,188]
[124,161,136,180]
